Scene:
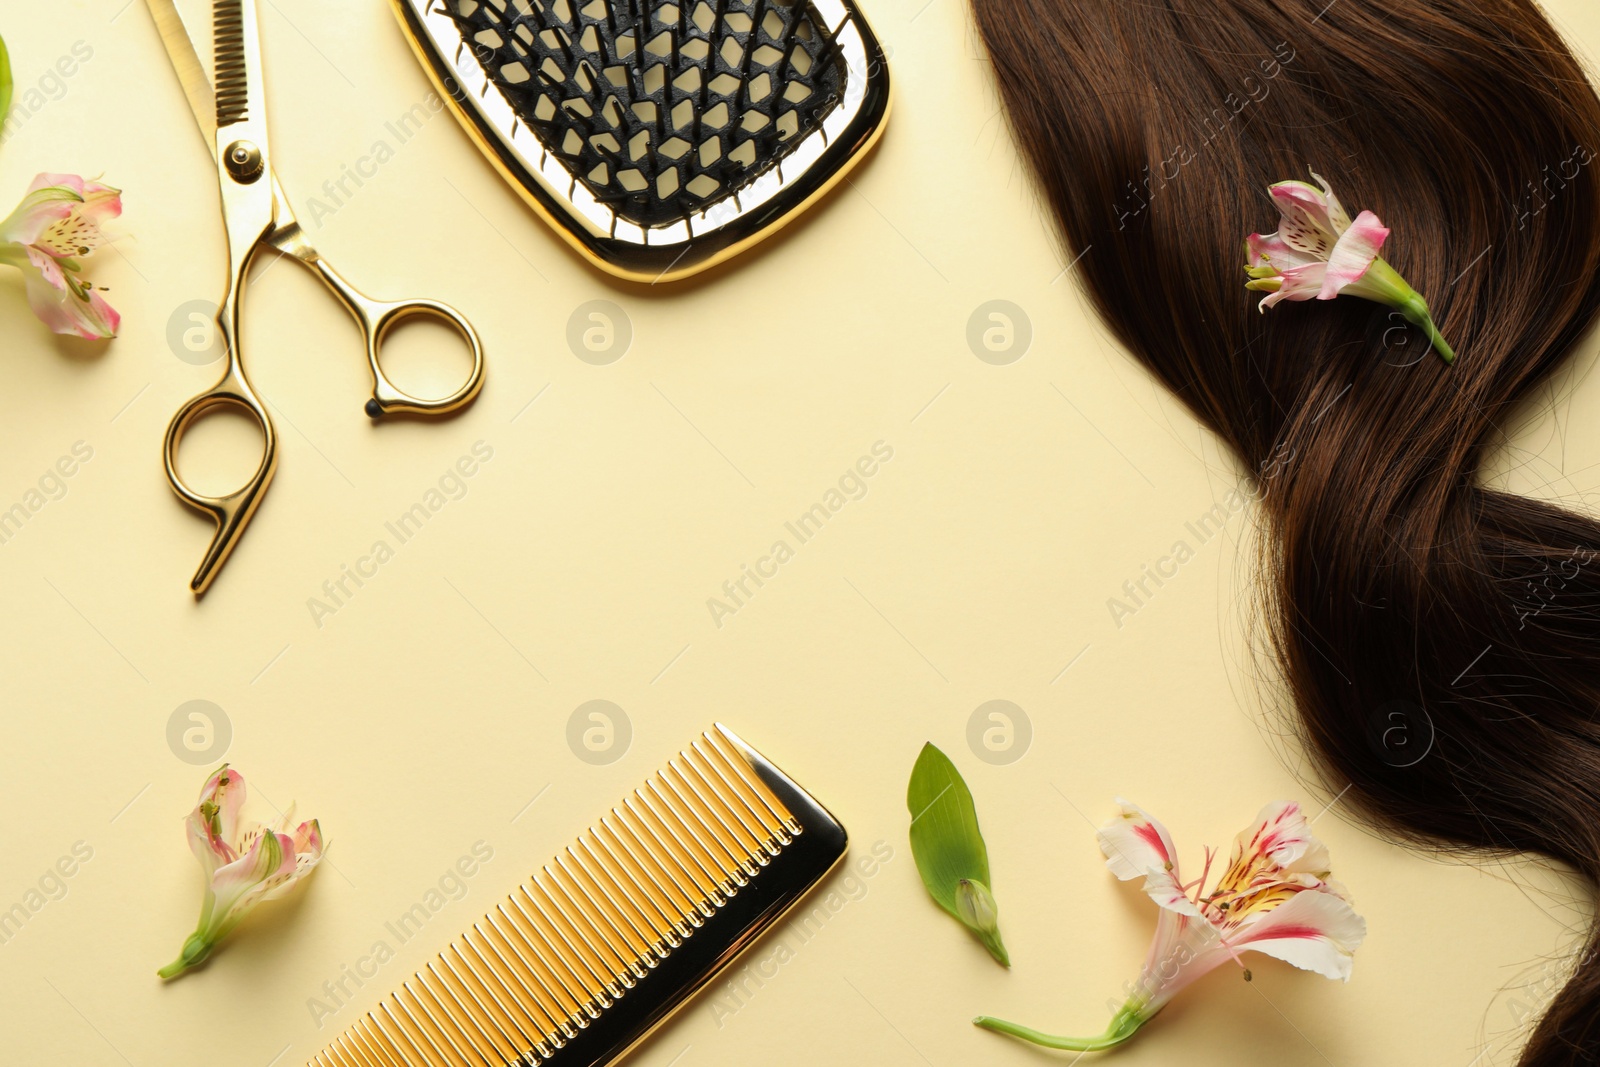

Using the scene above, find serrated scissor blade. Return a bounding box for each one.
[213,0,250,127]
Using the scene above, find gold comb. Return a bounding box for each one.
[308,725,845,1067]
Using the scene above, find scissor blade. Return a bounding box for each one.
[142,0,218,158]
[213,0,252,128]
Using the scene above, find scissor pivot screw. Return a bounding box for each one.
[225,140,265,184]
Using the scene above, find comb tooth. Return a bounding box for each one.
[594,817,699,936]
[541,861,639,984]
[212,0,250,127]
[346,1041,384,1067]
[559,847,657,972]
[617,797,719,915]
[706,727,801,838]
[353,1036,396,1067]
[679,750,769,866]
[345,1017,398,1062]
[479,919,576,1046]
[464,922,566,1048]
[636,779,736,900]
[665,755,758,863]
[578,831,681,950]
[603,809,706,926]
[645,772,740,886]
[329,1037,375,1067]
[447,941,547,1062]
[652,767,751,886]
[351,1043,388,1067]
[484,904,587,1034]
[423,957,519,1065]
[396,982,486,1067]
[361,1008,412,1067]
[455,934,556,1059]
[525,873,630,997]
[699,732,790,846]
[626,791,725,910]
[500,891,607,1018]
[510,884,615,1008]
[418,960,511,1064]
[342,1036,386,1067]
[570,838,676,960]
[376,999,452,1067]
[350,1019,410,1067]
[690,739,784,857]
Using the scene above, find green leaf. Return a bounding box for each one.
[0,31,12,134]
[907,742,1009,966]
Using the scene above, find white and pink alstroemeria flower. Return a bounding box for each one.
[1244,170,1454,364]
[159,765,324,980]
[0,173,122,340]
[976,799,1365,1053]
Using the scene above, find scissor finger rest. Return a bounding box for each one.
[162,380,279,595]
[363,298,486,418]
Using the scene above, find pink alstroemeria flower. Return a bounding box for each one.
[0,173,122,340]
[975,799,1365,1052]
[1244,170,1454,364]
[158,765,324,980]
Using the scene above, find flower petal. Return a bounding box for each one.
[1307,170,1352,233]
[185,816,225,878]
[19,266,120,339]
[212,829,293,894]
[0,186,79,246]
[1257,263,1326,309]
[1236,801,1331,876]
[1145,868,1206,917]
[1318,211,1389,300]
[1247,231,1323,272]
[253,830,324,905]
[33,183,122,258]
[1100,799,1180,880]
[1227,888,1367,981]
[197,766,247,854]
[1209,801,1336,916]
[206,829,296,935]
[290,818,324,858]
[29,173,89,197]
[23,246,66,290]
[1099,800,1204,918]
[1269,180,1342,257]
[77,182,122,225]
[1136,911,1232,1012]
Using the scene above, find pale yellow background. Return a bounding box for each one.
[3,1,1599,1064]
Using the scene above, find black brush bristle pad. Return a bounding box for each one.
[449,0,847,228]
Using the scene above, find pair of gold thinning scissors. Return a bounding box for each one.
[145,0,487,595]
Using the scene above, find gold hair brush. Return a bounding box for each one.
[389,0,891,281]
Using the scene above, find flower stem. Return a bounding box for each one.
[1400,294,1456,365]
[974,1002,1147,1052]
[157,930,214,980]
